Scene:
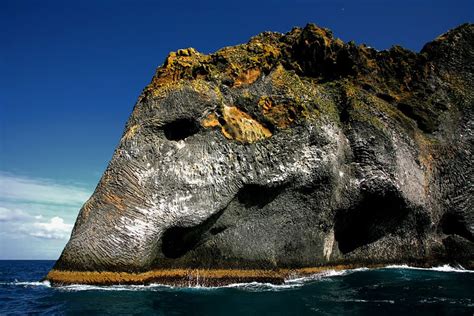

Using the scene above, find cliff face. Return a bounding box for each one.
[48,23,474,285]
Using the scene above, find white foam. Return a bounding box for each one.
[286,267,372,284]
[56,283,173,292]
[5,280,51,287]
[348,267,371,272]
[338,299,395,304]
[384,264,474,273]
[55,282,299,292]
[285,269,346,284]
[222,282,302,291]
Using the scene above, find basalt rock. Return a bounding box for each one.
[47,23,474,285]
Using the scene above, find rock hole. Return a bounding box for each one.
[334,190,409,254]
[376,93,396,103]
[237,184,285,208]
[361,83,376,93]
[161,209,224,259]
[163,118,200,141]
[397,103,438,133]
[440,212,473,242]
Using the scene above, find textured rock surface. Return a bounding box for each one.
[48,23,474,285]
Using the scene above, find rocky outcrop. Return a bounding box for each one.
[47,23,474,285]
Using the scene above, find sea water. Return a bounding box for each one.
[1,260,473,315]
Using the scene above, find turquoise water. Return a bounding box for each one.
[0,260,473,315]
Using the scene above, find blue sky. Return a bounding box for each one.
[0,0,472,259]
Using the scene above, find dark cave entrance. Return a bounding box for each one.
[163,118,200,141]
[334,190,410,254]
[440,212,473,242]
[161,209,224,259]
[237,184,285,208]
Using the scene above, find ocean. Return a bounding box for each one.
[0,260,473,315]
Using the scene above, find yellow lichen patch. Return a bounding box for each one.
[258,95,273,111]
[267,65,330,122]
[233,68,261,87]
[176,48,197,56]
[247,41,281,70]
[266,104,295,129]
[147,79,186,98]
[268,64,289,89]
[147,79,211,100]
[190,79,213,100]
[201,113,220,128]
[344,84,358,98]
[312,27,333,47]
[258,96,295,129]
[269,65,316,107]
[357,46,379,71]
[122,124,139,140]
[201,106,272,143]
[221,106,272,143]
[146,48,208,97]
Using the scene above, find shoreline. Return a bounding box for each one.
[45,263,407,286]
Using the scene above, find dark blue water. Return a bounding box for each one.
[1,261,473,315]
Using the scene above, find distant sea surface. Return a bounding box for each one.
[1,260,473,315]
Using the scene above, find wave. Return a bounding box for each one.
[332,298,395,304]
[221,268,372,291]
[51,280,303,292]
[1,280,52,287]
[55,283,174,292]
[384,264,474,273]
[285,268,355,284]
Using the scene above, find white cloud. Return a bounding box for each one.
[0,207,31,222]
[0,205,74,240]
[0,172,93,257]
[0,172,91,206]
[29,216,73,240]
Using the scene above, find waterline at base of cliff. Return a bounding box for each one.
[44,260,473,287]
[2,261,474,315]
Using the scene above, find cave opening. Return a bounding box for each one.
[440,212,473,242]
[334,190,409,254]
[163,118,200,141]
[237,183,286,208]
[161,209,224,259]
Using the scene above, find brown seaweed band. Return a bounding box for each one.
[46,264,391,286]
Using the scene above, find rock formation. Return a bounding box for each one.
[47,23,474,286]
